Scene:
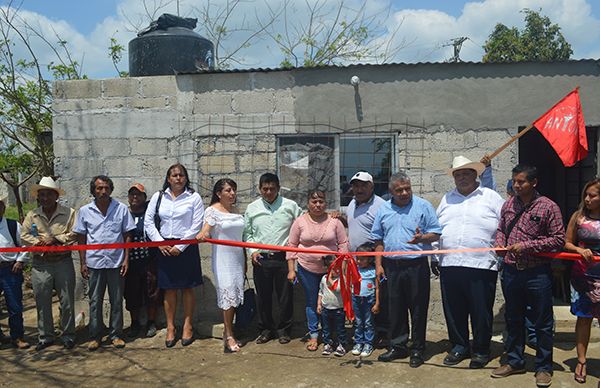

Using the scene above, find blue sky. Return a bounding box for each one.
[12,0,600,78]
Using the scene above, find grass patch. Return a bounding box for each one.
[4,202,36,220]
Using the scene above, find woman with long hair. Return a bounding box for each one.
[144,163,204,348]
[197,178,246,353]
[564,178,600,384]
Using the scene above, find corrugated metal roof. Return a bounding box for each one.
[180,58,599,75]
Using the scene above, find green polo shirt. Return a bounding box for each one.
[243,195,303,255]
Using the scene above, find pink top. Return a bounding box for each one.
[286,214,349,274]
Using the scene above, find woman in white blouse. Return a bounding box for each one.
[197,178,246,353]
[145,163,205,348]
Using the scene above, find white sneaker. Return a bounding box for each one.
[360,344,374,357]
[334,344,346,357]
[322,343,334,356]
[351,344,363,356]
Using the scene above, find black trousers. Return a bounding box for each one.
[253,257,293,336]
[440,266,498,356]
[384,257,430,351]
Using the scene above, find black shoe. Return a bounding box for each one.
[469,354,489,369]
[278,335,291,344]
[128,322,141,338]
[145,323,157,338]
[181,337,194,347]
[409,350,425,368]
[443,351,470,366]
[35,341,54,351]
[0,331,10,345]
[165,339,177,348]
[63,340,75,350]
[255,332,273,344]
[377,347,410,362]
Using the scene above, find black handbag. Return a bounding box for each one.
[235,277,256,330]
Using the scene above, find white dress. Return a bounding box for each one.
[205,206,245,310]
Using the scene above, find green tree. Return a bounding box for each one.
[0,3,83,220]
[482,9,573,63]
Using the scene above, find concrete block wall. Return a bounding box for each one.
[52,61,600,334]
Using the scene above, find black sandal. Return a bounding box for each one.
[574,360,586,384]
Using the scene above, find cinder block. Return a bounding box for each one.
[130,138,169,156]
[53,139,89,158]
[53,79,102,100]
[103,78,141,98]
[193,93,232,114]
[129,96,170,109]
[232,92,273,114]
[140,76,177,97]
[90,139,131,157]
[104,157,144,177]
[199,155,236,174]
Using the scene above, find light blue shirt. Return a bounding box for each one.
[370,196,442,260]
[346,194,386,251]
[480,166,496,191]
[73,199,136,269]
[358,266,376,297]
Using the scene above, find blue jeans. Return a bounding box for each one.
[321,307,346,345]
[353,294,375,345]
[297,265,324,339]
[0,264,24,339]
[501,264,554,373]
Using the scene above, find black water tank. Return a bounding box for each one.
[129,22,214,76]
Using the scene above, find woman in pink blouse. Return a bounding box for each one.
[287,190,349,351]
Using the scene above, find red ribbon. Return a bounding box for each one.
[1,238,599,262]
[327,253,362,321]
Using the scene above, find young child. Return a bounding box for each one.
[351,242,380,357]
[317,255,347,357]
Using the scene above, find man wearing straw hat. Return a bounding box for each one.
[21,176,78,350]
[434,156,504,369]
[0,194,30,349]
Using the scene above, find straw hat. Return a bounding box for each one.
[30,176,65,197]
[447,156,485,176]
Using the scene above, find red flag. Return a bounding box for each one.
[533,88,587,167]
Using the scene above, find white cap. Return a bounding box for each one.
[350,171,373,183]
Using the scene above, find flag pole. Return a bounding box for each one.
[488,124,534,159]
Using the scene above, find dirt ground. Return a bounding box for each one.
[1,291,599,387]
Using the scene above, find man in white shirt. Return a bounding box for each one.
[434,156,504,369]
[0,196,30,349]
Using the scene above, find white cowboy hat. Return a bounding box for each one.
[447,156,485,176]
[30,176,65,197]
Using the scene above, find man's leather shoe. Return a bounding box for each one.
[35,341,54,351]
[443,351,470,366]
[63,340,75,350]
[377,347,409,362]
[409,350,424,368]
[491,364,526,378]
[535,370,552,387]
[278,335,291,344]
[469,354,490,369]
[255,332,273,344]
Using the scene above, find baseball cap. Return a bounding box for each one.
[128,183,146,194]
[350,171,373,183]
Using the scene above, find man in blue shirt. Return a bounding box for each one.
[372,172,441,367]
[74,175,136,351]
